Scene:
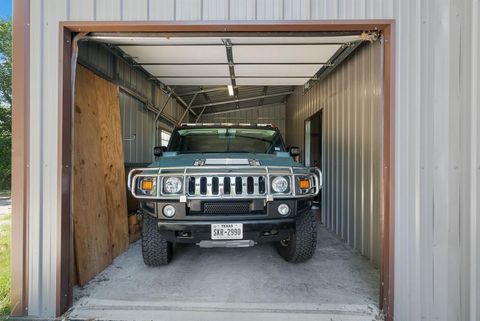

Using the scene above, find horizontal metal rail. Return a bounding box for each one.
[128,166,322,202]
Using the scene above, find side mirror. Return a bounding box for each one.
[154,146,167,157]
[288,146,301,157]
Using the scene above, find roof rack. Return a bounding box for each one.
[179,123,274,127]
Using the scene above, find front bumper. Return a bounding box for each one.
[156,218,295,243]
[141,197,312,244]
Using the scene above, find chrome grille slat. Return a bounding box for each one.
[231,177,236,196]
[218,176,224,195]
[242,177,248,195]
[194,177,201,195]
[186,175,268,198]
[206,177,213,196]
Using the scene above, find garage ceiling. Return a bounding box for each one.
[90,33,367,116]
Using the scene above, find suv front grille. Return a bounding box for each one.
[204,202,251,214]
[187,176,266,197]
[188,201,266,216]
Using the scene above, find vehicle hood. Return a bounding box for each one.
[149,152,302,168]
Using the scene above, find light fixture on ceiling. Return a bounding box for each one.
[227,85,234,96]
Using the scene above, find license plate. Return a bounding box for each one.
[211,223,243,240]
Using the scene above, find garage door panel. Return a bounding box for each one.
[236,77,309,85]
[92,35,361,46]
[143,64,230,77]
[158,77,232,86]
[233,45,341,63]
[119,45,227,63]
[235,64,322,77]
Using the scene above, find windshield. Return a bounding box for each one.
[167,127,285,154]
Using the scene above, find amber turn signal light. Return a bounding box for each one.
[299,179,310,189]
[141,180,154,190]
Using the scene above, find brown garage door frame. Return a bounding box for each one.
[11,19,395,320]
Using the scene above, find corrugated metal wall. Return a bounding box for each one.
[26,1,480,320]
[78,41,185,163]
[285,41,382,266]
[201,103,286,136]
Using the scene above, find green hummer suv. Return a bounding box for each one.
[128,123,322,265]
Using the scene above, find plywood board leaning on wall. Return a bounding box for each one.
[95,70,130,258]
[73,65,129,285]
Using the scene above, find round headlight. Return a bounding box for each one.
[272,176,289,193]
[278,203,290,216]
[164,177,182,194]
[163,205,176,218]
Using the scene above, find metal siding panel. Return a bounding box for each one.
[203,103,286,137]
[68,0,95,20]
[95,0,122,20]
[125,94,134,162]
[120,88,180,163]
[27,0,68,316]
[122,0,149,20]
[332,74,337,234]
[285,42,382,264]
[229,0,256,20]
[78,42,115,79]
[346,59,354,247]
[176,0,202,20]
[28,0,43,315]
[469,4,480,321]
[337,63,348,241]
[283,0,310,20]
[203,0,229,20]
[148,0,175,20]
[256,0,283,20]
[42,0,66,311]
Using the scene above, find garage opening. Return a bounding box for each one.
[68,30,385,320]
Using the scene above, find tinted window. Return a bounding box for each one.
[167,127,285,154]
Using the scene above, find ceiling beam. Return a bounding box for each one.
[194,86,212,123]
[178,92,199,124]
[177,86,236,96]
[201,87,212,105]
[151,76,315,79]
[258,86,268,106]
[106,42,354,47]
[167,86,198,117]
[89,31,361,38]
[304,33,378,90]
[222,38,239,108]
[191,91,294,109]
[136,62,330,66]
[202,102,286,116]
[195,106,208,123]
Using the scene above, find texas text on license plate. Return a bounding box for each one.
[211,223,243,240]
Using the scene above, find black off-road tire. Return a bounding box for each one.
[142,214,173,266]
[276,210,317,263]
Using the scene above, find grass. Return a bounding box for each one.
[0,213,11,317]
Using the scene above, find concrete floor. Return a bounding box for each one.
[68,225,381,321]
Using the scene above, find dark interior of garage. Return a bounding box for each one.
[69,31,384,320]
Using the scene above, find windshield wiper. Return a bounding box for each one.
[176,151,204,154]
